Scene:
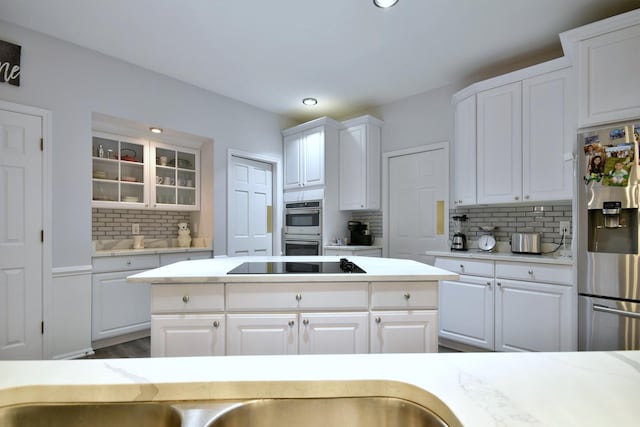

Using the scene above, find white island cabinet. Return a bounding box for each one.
[128,256,458,357]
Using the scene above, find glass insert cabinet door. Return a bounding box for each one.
[92,133,147,206]
[151,143,199,209]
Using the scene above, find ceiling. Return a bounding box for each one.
[1,0,639,123]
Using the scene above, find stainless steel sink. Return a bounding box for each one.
[205,397,449,427]
[0,402,181,427]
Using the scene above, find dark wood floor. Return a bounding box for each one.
[80,337,456,359]
[81,337,150,359]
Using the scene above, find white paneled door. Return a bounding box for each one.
[386,144,449,263]
[228,156,273,256]
[0,109,43,359]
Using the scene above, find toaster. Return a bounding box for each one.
[510,233,541,254]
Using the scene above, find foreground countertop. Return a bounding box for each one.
[0,351,638,426]
[127,256,459,283]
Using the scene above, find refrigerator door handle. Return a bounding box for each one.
[593,304,640,320]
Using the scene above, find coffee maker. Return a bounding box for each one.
[348,221,373,246]
[451,215,468,251]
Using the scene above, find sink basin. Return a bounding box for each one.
[206,397,448,427]
[0,402,181,427]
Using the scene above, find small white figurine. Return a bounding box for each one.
[177,222,192,248]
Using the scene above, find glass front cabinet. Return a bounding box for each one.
[92,132,200,210]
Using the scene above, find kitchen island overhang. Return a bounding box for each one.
[126,256,460,284]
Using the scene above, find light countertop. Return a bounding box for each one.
[93,246,213,258]
[427,250,573,266]
[1,351,638,426]
[127,256,458,283]
[323,244,382,250]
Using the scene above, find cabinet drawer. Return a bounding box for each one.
[92,254,159,273]
[495,261,572,285]
[227,282,369,311]
[159,251,212,266]
[434,257,494,277]
[370,282,438,309]
[151,284,224,313]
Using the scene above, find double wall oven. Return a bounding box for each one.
[283,200,322,255]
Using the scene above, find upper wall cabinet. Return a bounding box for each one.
[339,115,382,211]
[561,9,640,127]
[92,132,200,211]
[453,58,575,206]
[453,95,477,207]
[283,117,340,191]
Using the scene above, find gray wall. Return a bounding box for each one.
[0,21,294,267]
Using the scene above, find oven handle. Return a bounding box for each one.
[286,208,320,215]
[593,304,640,319]
[285,240,320,246]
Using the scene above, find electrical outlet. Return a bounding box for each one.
[132,223,140,234]
[559,221,570,236]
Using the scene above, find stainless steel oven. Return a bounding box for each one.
[284,200,322,236]
[283,237,321,256]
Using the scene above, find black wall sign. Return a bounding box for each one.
[0,40,21,87]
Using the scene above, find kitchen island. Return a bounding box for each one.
[127,256,458,357]
[1,350,638,426]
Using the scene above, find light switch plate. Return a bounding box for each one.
[132,223,140,234]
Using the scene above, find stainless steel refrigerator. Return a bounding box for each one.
[578,121,640,350]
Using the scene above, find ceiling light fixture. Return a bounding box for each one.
[149,127,163,134]
[302,97,318,106]
[373,0,399,8]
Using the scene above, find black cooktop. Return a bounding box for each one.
[227,258,366,274]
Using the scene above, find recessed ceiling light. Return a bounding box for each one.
[373,0,399,8]
[302,98,318,106]
[149,127,163,134]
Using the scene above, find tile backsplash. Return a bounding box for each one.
[450,202,572,245]
[92,208,192,240]
[346,203,572,246]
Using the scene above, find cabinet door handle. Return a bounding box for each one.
[213,320,220,328]
[528,269,534,275]
[375,317,382,324]
[515,196,520,201]
[497,282,502,287]
[486,282,491,287]
[288,320,295,327]
[524,195,530,200]
[295,293,302,301]
[403,292,411,300]
[126,260,132,266]
[303,319,309,326]
[459,264,465,272]
[182,295,190,303]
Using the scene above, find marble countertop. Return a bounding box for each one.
[426,250,573,266]
[323,244,383,250]
[93,246,213,258]
[1,351,638,426]
[127,256,458,283]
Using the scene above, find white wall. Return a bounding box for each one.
[0,21,293,265]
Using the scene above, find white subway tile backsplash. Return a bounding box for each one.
[92,208,191,241]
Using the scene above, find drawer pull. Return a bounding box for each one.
[288,320,295,327]
[182,295,190,303]
[295,293,302,302]
[486,282,491,287]
[126,260,132,266]
[213,320,220,328]
[404,292,411,300]
[375,317,382,324]
[528,269,534,275]
[459,264,464,271]
[303,319,309,326]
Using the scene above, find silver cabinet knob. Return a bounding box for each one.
[295,293,302,301]
[459,264,465,272]
[213,320,220,328]
[126,260,132,265]
[486,282,491,287]
[404,292,411,300]
[303,319,309,326]
[515,196,520,201]
[375,317,382,324]
[288,320,295,327]
[528,269,534,275]
[524,195,530,200]
[497,282,502,287]
[182,295,190,303]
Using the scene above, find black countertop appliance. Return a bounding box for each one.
[348,221,373,246]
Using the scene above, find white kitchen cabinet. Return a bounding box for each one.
[453,95,477,207]
[370,311,438,353]
[284,126,325,189]
[477,81,523,204]
[522,68,574,201]
[439,275,494,350]
[92,131,201,210]
[434,256,575,352]
[151,314,225,357]
[227,313,298,356]
[299,312,369,354]
[560,10,640,127]
[339,115,382,210]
